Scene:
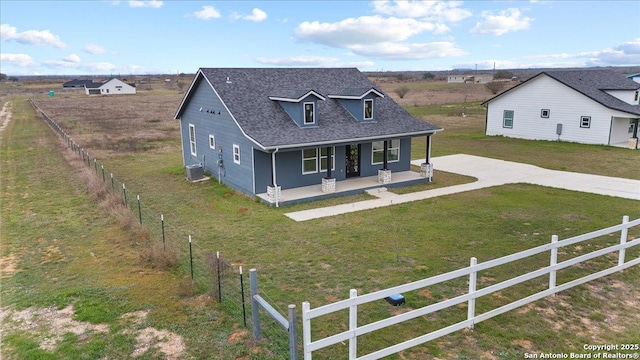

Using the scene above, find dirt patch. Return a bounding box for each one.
[1,305,185,358]
[0,101,12,135]
[0,253,18,278]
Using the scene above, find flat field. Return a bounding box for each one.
[2,80,640,360]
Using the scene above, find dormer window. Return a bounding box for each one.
[304,102,315,124]
[364,99,373,120]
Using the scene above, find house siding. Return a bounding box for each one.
[336,93,378,122]
[605,90,640,105]
[179,78,255,194]
[486,75,615,145]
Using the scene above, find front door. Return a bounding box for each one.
[345,144,360,178]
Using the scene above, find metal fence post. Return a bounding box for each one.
[110,173,114,191]
[161,214,166,251]
[189,235,194,279]
[137,195,142,225]
[216,251,222,303]
[101,165,105,182]
[122,183,127,208]
[288,304,298,360]
[240,266,247,327]
[94,159,97,174]
[250,268,261,340]
[618,215,629,267]
[467,257,477,329]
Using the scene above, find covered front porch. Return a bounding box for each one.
[256,169,429,206]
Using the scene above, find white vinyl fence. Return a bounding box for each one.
[302,216,640,360]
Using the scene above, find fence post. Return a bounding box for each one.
[189,235,194,280]
[94,159,97,174]
[618,215,629,267]
[250,268,261,340]
[101,165,105,182]
[549,235,558,295]
[122,183,128,208]
[467,257,477,329]
[240,266,247,327]
[349,288,357,359]
[302,302,311,360]
[288,304,298,360]
[137,195,142,225]
[161,214,166,251]
[110,173,114,191]
[216,251,222,302]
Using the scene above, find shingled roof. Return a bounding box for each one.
[175,68,441,150]
[484,69,640,116]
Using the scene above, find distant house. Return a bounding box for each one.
[85,78,136,95]
[174,68,441,204]
[483,70,640,149]
[62,79,95,88]
[447,74,493,84]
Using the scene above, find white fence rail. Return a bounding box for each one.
[302,216,640,360]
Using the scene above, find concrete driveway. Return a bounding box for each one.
[285,154,639,222]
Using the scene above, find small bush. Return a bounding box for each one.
[176,278,196,298]
[139,243,179,270]
[394,86,410,99]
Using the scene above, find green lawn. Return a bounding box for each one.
[3,94,640,360]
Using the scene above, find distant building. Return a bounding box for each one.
[62,79,95,88]
[447,74,493,84]
[85,78,136,95]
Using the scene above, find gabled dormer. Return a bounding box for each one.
[269,90,326,128]
[328,88,385,123]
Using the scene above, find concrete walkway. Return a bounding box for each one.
[285,154,640,222]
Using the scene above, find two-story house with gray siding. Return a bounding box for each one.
[174,68,441,204]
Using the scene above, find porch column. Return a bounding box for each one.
[326,146,333,178]
[420,134,434,181]
[267,150,281,206]
[382,140,389,170]
[322,146,336,193]
[378,140,392,184]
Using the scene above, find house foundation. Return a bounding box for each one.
[628,138,638,149]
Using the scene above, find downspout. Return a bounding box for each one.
[272,148,279,207]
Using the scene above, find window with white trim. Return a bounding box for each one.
[189,124,196,156]
[503,110,514,128]
[580,116,591,128]
[372,139,400,164]
[209,135,215,149]
[319,147,335,171]
[541,109,550,118]
[364,99,373,120]
[233,144,240,164]
[302,148,318,174]
[304,102,315,124]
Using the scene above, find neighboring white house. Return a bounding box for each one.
[483,70,640,149]
[85,78,136,95]
[447,74,493,84]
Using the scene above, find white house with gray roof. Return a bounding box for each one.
[85,78,136,95]
[483,70,640,149]
[174,68,441,204]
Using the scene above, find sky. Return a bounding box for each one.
[1,0,639,76]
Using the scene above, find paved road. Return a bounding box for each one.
[285,154,639,222]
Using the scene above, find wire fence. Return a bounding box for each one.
[29,98,293,359]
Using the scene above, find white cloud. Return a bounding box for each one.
[128,0,162,8]
[349,41,467,60]
[244,8,268,22]
[295,16,448,48]
[1,23,67,48]
[84,44,106,54]
[192,5,221,20]
[0,53,36,67]
[372,0,472,22]
[523,38,640,67]
[470,8,533,36]
[63,54,81,63]
[255,55,374,68]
